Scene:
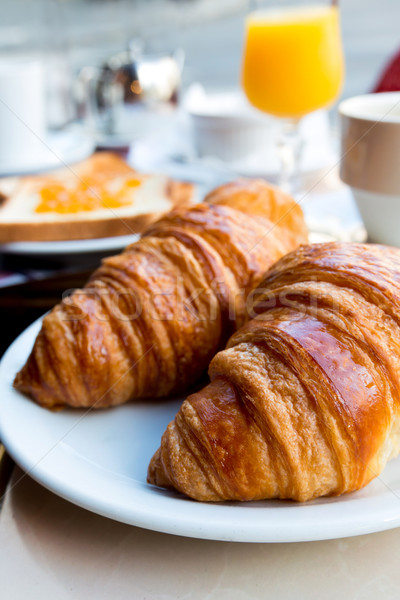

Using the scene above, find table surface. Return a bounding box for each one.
[1,466,400,599]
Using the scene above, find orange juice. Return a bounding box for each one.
[242,5,344,118]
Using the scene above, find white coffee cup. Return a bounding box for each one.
[339,92,400,246]
[0,55,46,170]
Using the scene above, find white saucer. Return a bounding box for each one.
[0,126,95,177]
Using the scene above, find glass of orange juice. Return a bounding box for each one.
[241,0,344,192]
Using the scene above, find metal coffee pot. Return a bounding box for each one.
[75,45,184,142]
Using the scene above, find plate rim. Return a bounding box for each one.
[0,233,139,256]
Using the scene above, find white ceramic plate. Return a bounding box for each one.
[2,318,400,543]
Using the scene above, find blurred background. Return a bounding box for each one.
[2,0,400,128]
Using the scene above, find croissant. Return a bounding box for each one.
[14,179,307,409]
[148,242,400,502]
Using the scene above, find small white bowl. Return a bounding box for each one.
[183,85,277,163]
[339,92,400,246]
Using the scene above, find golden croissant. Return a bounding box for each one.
[148,242,400,502]
[14,179,307,409]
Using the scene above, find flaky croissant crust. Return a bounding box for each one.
[14,179,306,409]
[148,242,400,502]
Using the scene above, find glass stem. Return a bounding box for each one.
[276,118,303,195]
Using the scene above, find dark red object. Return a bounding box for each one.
[373,48,400,92]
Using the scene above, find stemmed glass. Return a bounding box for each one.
[241,0,344,193]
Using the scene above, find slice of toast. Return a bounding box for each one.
[0,152,193,242]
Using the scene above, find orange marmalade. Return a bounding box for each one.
[35,175,142,214]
